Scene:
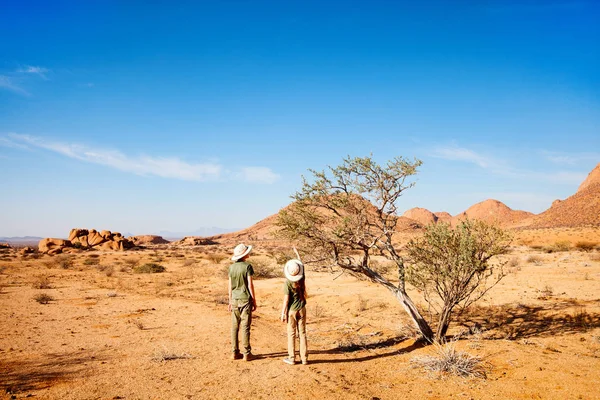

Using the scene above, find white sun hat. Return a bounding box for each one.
[284,259,304,282]
[231,243,253,261]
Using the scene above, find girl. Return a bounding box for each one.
[280,259,308,365]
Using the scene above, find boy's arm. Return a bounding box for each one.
[248,275,257,311]
[227,276,232,312]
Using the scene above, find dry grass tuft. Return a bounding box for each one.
[133,263,166,274]
[151,345,193,363]
[32,275,52,289]
[34,293,54,304]
[410,342,488,378]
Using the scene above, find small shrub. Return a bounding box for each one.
[83,257,100,266]
[313,303,326,318]
[508,257,519,268]
[539,285,553,298]
[410,342,487,378]
[151,345,192,362]
[133,263,166,274]
[32,275,52,289]
[575,241,597,252]
[571,307,590,329]
[590,253,600,262]
[544,241,571,253]
[249,257,282,279]
[357,295,368,311]
[56,255,74,269]
[206,253,228,264]
[129,319,145,330]
[526,255,542,264]
[34,293,54,304]
[181,259,196,267]
[106,291,117,297]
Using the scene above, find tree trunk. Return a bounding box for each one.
[394,288,434,343]
[435,305,454,343]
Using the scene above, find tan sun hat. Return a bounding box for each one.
[284,259,304,282]
[231,243,253,261]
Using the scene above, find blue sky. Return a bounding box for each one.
[1,0,599,237]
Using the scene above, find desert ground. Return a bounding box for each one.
[1,228,600,400]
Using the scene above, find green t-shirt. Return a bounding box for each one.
[229,261,254,301]
[283,280,306,311]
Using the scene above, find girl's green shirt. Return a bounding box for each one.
[283,279,306,311]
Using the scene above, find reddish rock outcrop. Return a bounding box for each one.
[129,235,170,246]
[39,229,134,254]
[402,207,438,226]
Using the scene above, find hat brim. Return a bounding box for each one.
[284,261,304,282]
[231,245,252,261]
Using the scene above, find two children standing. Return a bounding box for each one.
[227,243,308,365]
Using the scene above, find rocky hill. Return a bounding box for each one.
[527,163,600,228]
[402,207,438,226]
[453,199,534,227]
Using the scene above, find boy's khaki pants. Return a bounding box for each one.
[287,307,307,362]
[231,299,252,355]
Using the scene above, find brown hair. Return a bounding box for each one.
[292,276,307,302]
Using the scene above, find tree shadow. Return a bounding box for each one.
[456,299,600,340]
[0,350,108,394]
[257,336,425,364]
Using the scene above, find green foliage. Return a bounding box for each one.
[133,263,166,274]
[406,219,511,341]
[277,154,434,341]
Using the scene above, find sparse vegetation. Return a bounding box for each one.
[129,319,145,330]
[249,257,282,279]
[32,275,52,289]
[277,155,435,342]
[526,254,543,264]
[34,293,54,304]
[206,253,228,264]
[406,219,511,342]
[543,240,571,253]
[151,345,193,363]
[410,341,488,378]
[133,263,166,274]
[575,241,597,252]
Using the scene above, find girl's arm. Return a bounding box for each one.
[280,295,289,322]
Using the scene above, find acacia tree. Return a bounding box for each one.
[277,155,435,342]
[405,219,511,342]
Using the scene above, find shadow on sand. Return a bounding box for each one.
[257,336,425,364]
[457,299,600,340]
[0,350,109,395]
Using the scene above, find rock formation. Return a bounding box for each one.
[452,199,534,227]
[39,229,135,254]
[402,207,438,226]
[129,235,170,246]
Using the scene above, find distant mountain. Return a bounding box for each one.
[453,199,534,227]
[157,227,238,239]
[0,236,43,245]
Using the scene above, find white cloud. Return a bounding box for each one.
[9,133,222,181]
[430,145,493,168]
[0,136,31,149]
[17,65,49,79]
[238,167,281,184]
[5,133,280,184]
[0,75,30,96]
[540,150,600,166]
